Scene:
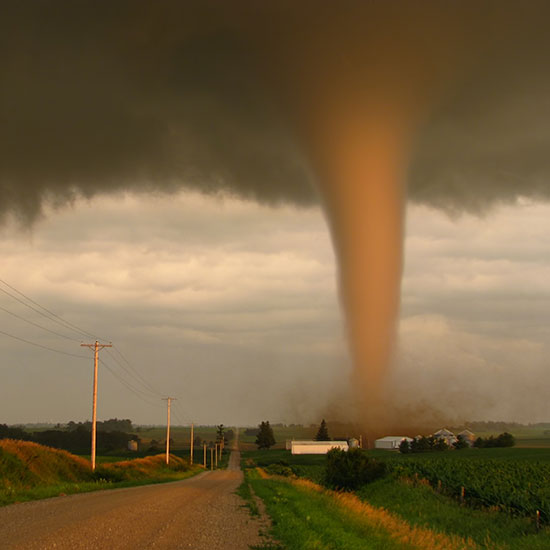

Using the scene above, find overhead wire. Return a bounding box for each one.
[0,328,89,359]
[0,303,82,342]
[107,346,163,398]
[99,358,162,408]
[0,277,108,341]
[0,276,173,414]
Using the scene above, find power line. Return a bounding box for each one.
[0,278,108,341]
[0,303,81,342]
[0,328,89,359]
[106,347,163,398]
[99,358,163,408]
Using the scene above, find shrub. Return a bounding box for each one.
[265,463,294,477]
[325,448,386,491]
[399,439,410,454]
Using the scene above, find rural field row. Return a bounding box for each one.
[242,448,550,549]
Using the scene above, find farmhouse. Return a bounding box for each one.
[458,429,476,446]
[290,440,349,455]
[374,436,413,450]
[433,428,457,446]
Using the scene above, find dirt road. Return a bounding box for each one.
[0,450,265,550]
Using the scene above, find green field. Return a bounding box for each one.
[242,447,550,549]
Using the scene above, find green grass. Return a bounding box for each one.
[246,469,415,550]
[0,439,204,506]
[0,469,201,506]
[358,477,550,550]
[236,478,260,517]
[243,447,550,549]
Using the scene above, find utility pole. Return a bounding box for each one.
[163,397,176,465]
[203,443,207,468]
[190,423,194,465]
[210,447,214,470]
[215,444,218,467]
[81,341,112,471]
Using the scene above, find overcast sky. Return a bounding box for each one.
[2,2,550,429]
[1,192,548,426]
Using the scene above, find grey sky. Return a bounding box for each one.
[1,192,549,425]
[2,2,550,427]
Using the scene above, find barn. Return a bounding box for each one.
[290,440,349,455]
[374,436,413,450]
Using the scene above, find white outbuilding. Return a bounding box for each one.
[374,436,413,450]
[290,440,349,455]
[433,428,457,446]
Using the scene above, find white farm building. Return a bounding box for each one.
[433,428,457,446]
[290,440,349,455]
[374,436,413,450]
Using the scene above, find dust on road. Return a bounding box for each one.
[0,450,266,550]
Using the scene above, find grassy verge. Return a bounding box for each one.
[245,468,469,550]
[0,439,204,506]
[1,469,202,506]
[243,448,550,549]
[236,477,260,517]
[358,476,550,550]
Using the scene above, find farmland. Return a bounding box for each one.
[242,446,550,549]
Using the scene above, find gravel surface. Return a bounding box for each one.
[0,451,266,550]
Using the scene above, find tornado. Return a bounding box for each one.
[265,2,482,428]
[1,1,549,430]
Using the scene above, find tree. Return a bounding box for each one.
[255,421,276,449]
[399,439,410,454]
[453,435,469,450]
[216,424,225,444]
[315,419,331,441]
[325,448,386,491]
[497,432,515,447]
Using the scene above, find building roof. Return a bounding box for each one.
[434,428,455,437]
[375,436,411,442]
[291,440,348,445]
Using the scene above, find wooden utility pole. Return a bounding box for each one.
[190,423,194,465]
[203,443,207,468]
[163,397,176,465]
[210,447,214,470]
[80,341,112,471]
[215,444,218,467]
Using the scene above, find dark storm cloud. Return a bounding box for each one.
[1,0,550,221]
[409,27,550,214]
[0,0,314,222]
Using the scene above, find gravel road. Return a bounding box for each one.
[0,450,266,550]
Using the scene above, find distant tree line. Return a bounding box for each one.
[399,435,450,454]
[67,418,133,433]
[0,419,136,453]
[400,432,515,454]
[473,432,515,448]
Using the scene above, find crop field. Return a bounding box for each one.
[242,446,550,549]
[247,447,550,523]
[373,450,550,523]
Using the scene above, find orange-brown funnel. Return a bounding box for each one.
[258,2,491,428]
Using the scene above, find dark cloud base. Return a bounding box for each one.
[1,1,550,222]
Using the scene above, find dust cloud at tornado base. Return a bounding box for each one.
[2,1,550,430]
